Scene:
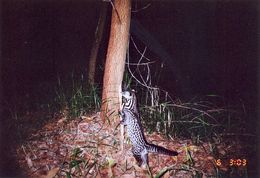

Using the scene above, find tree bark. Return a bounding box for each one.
[101,0,131,126]
[88,3,108,85]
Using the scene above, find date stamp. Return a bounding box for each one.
[215,158,247,167]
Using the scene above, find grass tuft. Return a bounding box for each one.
[54,73,101,119]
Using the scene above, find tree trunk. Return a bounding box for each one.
[88,3,108,85]
[101,0,131,126]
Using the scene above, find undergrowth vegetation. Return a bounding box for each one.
[51,71,251,142]
[138,88,243,141]
[7,71,254,177]
[122,69,248,143]
[54,73,101,118]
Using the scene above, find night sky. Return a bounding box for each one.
[0,0,259,175]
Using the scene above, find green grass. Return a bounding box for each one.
[62,147,97,177]
[54,73,101,118]
[133,87,249,142]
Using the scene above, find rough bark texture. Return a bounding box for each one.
[101,0,131,125]
[88,3,107,85]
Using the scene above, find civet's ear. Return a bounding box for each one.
[131,89,136,93]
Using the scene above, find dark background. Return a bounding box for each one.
[0,0,259,176]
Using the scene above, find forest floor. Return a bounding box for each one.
[15,112,253,178]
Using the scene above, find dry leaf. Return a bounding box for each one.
[163,171,171,178]
[25,156,33,168]
[81,116,92,121]
[206,156,214,160]
[189,145,199,152]
[121,172,135,178]
[40,167,59,178]
[218,149,226,155]
[57,117,66,124]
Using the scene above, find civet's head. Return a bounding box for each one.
[121,89,136,103]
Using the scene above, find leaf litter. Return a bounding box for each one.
[16,112,248,178]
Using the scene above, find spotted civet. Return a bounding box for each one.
[120,90,178,166]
